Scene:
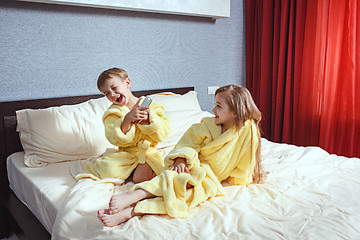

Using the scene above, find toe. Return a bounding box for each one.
[98,209,105,215]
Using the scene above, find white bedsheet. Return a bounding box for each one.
[51,139,360,240]
[7,152,76,233]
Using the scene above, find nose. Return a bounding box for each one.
[106,90,116,101]
[212,107,216,114]
[110,91,117,99]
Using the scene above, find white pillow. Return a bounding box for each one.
[151,90,214,149]
[150,91,202,112]
[16,91,208,167]
[156,110,214,150]
[16,97,114,167]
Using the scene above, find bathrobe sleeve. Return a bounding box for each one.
[137,100,171,143]
[164,119,212,170]
[103,105,137,147]
[102,100,170,147]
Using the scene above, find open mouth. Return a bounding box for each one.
[115,94,124,103]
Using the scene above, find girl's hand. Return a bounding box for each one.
[171,157,189,174]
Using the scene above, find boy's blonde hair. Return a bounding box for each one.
[97,68,128,91]
[215,84,263,183]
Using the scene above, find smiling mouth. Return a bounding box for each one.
[115,95,124,103]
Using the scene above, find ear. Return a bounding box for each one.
[232,110,237,119]
[125,77,131,88]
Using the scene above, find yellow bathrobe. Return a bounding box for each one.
[76,97,171,181]
[132,117,260,218]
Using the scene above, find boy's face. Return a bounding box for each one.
[99,76,131,107]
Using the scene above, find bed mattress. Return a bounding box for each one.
[7,152,76,233]
[7,139,360,239]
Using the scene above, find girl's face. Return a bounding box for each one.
[212,92,236,132]
[99,76,131,107]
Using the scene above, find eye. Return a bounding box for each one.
[109,84,117,90]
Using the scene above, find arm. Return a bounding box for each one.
[137,101,171,142]
[103,106,137,147]
[120,115,133,134]
[121,98,150,134]
[164,119,212,171]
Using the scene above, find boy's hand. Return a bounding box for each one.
[121,99,150,133]
[171,157,189,174]
[126,99,150,123]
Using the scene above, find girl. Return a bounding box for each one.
[98,84,263,227]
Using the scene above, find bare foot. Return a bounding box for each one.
[108,193,131,214]
[108,189,154,215]
[98,207,138,227]
[97,209,106,223]
[97,209,107,219]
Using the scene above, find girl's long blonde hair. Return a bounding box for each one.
[215,85,263,183]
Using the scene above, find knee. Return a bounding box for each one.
[132,163,154,184]
[132,174,150,184]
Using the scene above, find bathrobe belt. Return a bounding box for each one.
[117,140,152,164]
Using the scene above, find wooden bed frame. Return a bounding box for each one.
[0,87,194,239]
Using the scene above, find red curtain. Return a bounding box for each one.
[246,0,360,158]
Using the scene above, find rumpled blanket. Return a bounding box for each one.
[132,117,260,218]
[51,138,360,240]
[75,97,171,180]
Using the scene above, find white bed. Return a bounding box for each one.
[7,152,75,233]
[2,88,360,240]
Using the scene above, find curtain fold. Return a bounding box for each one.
[246,0,360,158]
[246,0,307,143]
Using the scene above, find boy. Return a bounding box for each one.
[76,68,171,183]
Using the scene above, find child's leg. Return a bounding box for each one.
[108,188,154,215]
[133,162,155,183]
[98,206,142,227]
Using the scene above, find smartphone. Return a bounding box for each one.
[140,96,152,107]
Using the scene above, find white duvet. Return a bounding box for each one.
[52,138,360,240]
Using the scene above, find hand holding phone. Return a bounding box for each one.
[135,96,152,125]
[140,96,152,107]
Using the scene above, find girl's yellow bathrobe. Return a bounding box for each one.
[76,97,171,181]
[131,117,260,218]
